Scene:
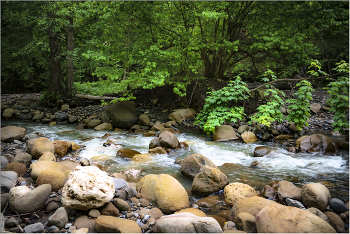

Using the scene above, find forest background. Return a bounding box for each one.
[1,1,349,133]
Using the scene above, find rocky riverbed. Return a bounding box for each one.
[1,92,349,233]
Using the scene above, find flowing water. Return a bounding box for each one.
[3,120,349,203]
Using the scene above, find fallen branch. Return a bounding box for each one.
[249,72,347,93]
[75,94,118,100]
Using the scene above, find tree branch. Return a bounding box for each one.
[249,72,348,93]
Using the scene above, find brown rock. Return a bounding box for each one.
[31,137,55,159]
[297,134,339,154]
[12,153,32,167]
[256,203,336,233]
[236,212,256,233]
[195,195,228,214]
[259,185,276,200]
[180,154,218,179]
[241,132,257,143]
[53,141,72,158]
[131,154,152,163]
[275,134,294,140]
[38,152,56,162]
[158,131,179,149]
[301,183,331,211]
[95,215,142,233]
[310,103,322,113]
[253,146,272,157]
[73,215,96,233]
[213,125,239,141]
[175,208,206,217]
[151,121,165,131]
[149,138,160,149]
[229,196,277,222]
[224,183,258,206]
[277,181,302,202]
[136,174,189,214]
[36,170,66,191]
[2,162,27,177]
[30,161,69,180]
[139,115,150,126]
[1,126,26,142]
[169,108,196,124]
[117,148,141,159]
[148,147,167,154]
[192,165,229,196]
[324,211,346,233]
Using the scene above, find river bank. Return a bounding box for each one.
[1,91,349,233]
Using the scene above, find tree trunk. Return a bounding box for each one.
[66,16,74,92]
[48,12,64,94]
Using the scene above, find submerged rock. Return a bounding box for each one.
[296,134,339,154]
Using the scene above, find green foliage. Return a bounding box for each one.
[326,61,349,133]
[195,76,249,134]
[286,80,314,130]
[307,59,328,77]
[250,88,285,127]
[260,69,277,83]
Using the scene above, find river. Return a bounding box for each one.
[3,119,349,203]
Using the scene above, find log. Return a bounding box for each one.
[247,81,295,90]
[75,94,118,100]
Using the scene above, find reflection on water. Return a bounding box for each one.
[3,120,349,201]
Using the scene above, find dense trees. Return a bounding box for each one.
[2,1,349,108]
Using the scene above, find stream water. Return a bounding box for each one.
[3,120,349,203]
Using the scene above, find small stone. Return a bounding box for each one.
[141,224,149,230]
[23,222,45,233]
[286,198,306,209]
[5,217,20,228]
[88,209,100,218]
[329,198,348,213]
[68,226,77,233]
[47,225,59,233]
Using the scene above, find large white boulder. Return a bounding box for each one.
[61,166,114,210]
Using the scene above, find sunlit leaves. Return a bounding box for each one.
[326,61,349,133]
[195,76,249,135]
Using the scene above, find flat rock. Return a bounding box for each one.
[153,212,222,233]
[1,171,18,193]
[9,184,52,214]
[73,215,95,233]
[30,161,69,180]
[169,108,196,124]
[277,180,302,202]
[256,203,336,233]
[1,126,26,142]
[213,125,239,141]
[23,222,45,233]
[95,215,142,233]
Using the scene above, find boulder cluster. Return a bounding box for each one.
[1,122,349,233]
[1,94,349,233]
